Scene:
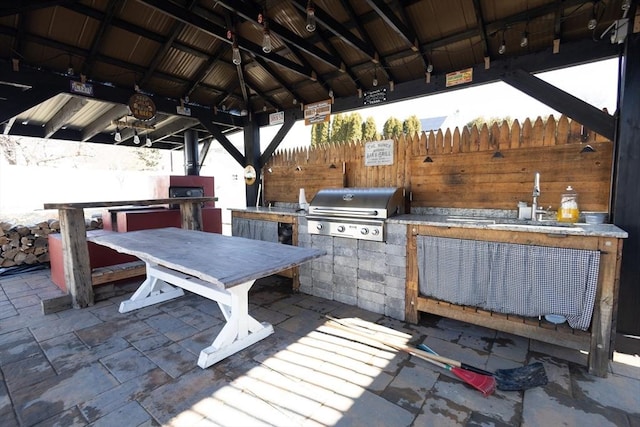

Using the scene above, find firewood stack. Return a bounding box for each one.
[0,217,102,267]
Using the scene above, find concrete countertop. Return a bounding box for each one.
[388,214,629,238]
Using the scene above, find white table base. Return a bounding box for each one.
[119,263,274,368]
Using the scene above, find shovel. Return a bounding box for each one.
[323,318,496,396]
[415,343,548,391]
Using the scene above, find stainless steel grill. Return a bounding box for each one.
[307,187,405,242]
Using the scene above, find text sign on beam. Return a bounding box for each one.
[365,139,394,166]
[446,68,473,87]
[304,99,332,125]
[269,111,284,125]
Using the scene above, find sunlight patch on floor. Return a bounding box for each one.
[165,317,405,426]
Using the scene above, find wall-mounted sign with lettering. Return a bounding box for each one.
[446,67,473,87]
[269,111,285,125]
[364,139,394,166]
[70,81,94,97]
[304,99,332,125]
[129,93,156,121]
[363,88,387,106]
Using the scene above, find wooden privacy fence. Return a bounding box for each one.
[264,114,613,213]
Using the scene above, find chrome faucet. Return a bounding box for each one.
[531,172,541,222]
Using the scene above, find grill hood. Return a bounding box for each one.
[308,187,405,220]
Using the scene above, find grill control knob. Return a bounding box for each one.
[360,228,369,235]
[371,229,380,236]
[337,225,345,232]
[316,223,323,230]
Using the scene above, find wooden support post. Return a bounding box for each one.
[58,208,94,308]
[180,202,203,230]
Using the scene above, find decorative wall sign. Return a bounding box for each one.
[363,88,387,106]
[244,165,257,185]
[269,111,285,125]
[70,81,94,96]
[129,93,156,120]
[364,139,394,166]
[446,68,473,87]
[304,99,332,125]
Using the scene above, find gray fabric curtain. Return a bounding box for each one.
[232,218,279,243]
[418,235,600,330]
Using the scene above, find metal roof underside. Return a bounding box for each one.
[0,0,630,151]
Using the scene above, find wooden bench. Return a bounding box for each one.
[91,260,146,285]
[42,260,147,314]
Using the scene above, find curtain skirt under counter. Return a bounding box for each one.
[417,236,600,330]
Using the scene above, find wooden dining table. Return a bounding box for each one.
[87,227,325,368]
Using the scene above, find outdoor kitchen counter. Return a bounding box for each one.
[390,213,626,377]
[387,214,628,238]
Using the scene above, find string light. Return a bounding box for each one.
[114,127,122,142]
[588,1,598,30]
[306,1,316,32]
[232,42,241,65]
[520,31,529,48]
[372,66,378,87]
[498,33,507,55]
[262,27,272,53]
[145,135,152,147]
[133,130,140,145]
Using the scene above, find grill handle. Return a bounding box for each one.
[310,207,379,217]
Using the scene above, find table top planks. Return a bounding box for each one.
[44,197,217,210]
[87,227,325,288]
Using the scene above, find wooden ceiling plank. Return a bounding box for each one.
[365,0,418,51]
[82,0,122,79]
[44,97,89,139]
[139,0,199,88]
[0,0,76,17]
[290,0,375,60]
[215,0,342,70]
[251,55,300,102]
[139,0,313,79]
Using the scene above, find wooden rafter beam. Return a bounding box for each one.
[365,0,418,52]
[215,0,342,70]
[290,0,375,60]
[137,0,312,79]
[82,0,122,79]
[44,97,89,138]
[0,0,75,17]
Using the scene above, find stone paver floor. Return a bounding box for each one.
[0,268,639,426]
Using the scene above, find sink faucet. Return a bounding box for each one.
[531,172,541,222]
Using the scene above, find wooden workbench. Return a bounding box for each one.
[43,197,215,309]
[88,227,325,367]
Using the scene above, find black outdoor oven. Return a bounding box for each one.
[306,187,405,242]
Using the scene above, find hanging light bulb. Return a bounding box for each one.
[498,38,506,55]
[114,127,122,142]
[306,1,316,32]
[426,62,434,73]
[588,2,598,30]
[133,130,140,145]
[232,41,242,65]
[372,67,378,87]
[145,135,152,147]
[262,28,272,53]
[520,31,529,48]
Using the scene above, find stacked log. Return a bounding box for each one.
[0,217,102,267]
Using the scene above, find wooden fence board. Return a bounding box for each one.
[265,114,612,212]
